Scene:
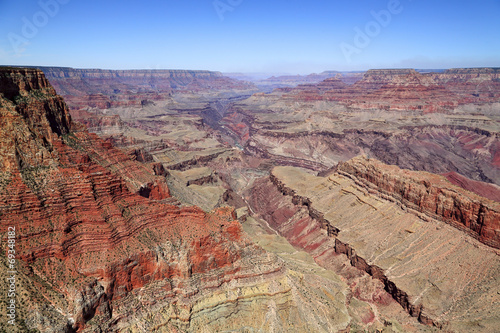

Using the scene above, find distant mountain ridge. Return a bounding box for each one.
[10,66,257,110]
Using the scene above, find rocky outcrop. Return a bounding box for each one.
[0,67,54,100]
[0,67,308,332]
[246,163,500,331]
[0,68,72,140]
[138,179,171,199]
[338,156,500,248]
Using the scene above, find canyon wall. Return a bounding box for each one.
[276,67,500,111]
[246,159,500,332]
[33,66,256,110]
[0,68,351,332]
[337,156,500,248]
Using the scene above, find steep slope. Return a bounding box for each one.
[246,157,500,332]
[442,171,500,202]
[0,67,235,331]
[0,68,347,332]
[36,67,256,110]
[2,68,410,333]
[337,156,500,248]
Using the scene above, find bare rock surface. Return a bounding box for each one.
[0,67,362,332]
[248,159,500,332]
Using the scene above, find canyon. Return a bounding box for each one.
[246,159,500,332]
[1,66,499,332]
[0,68,359,332]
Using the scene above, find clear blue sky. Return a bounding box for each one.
[0,0,499,74]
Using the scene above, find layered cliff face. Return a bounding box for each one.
[229,68,500,191]
[0,68,71,143]
[0,67,234,331]
[35,66,256,111]
[432,67,500,83]
[0,68,351,332]
[1,67,418,332]
[245,158,500,332]
[337,156,500,248]
[41,67,233,95]
[245,126,500,186]
[347,71,460,113]
[276,67,500,111]
[4,66,497,332]
[353,68,418,90]
[430,68,500,100]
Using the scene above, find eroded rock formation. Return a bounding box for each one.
[36,67,256,111]
[0,68,348,332]
[337,156,500,248]
[246,158,500,332]
[276,68,500,111]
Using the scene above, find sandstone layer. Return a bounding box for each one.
[5,65,498,332]
[0,67,355,332]
[277,68,500,112]
[34,66,257,111]
[229,68,500,189]
[246,158,500,332]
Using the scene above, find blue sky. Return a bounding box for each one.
[0,0,499,74]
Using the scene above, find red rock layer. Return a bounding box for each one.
[348,71,460,113]
[0,67,248,331]
[35,66,255,110]
[353,69,417,90]
[430,68,500,101]
[246,176,414,326]
[442,171,500,202]
[337,156,500,248]
[279,68,500,112]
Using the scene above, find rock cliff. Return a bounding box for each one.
[0,67,234,330]
[277,67,500,111]
[442,171,500,202]
[337,156,500,248]
[246,159,500,332]
[0,67,336,332]
[353,68,418,90]
[432,67,500,83]
[430,68,500,100]
[33,66,256,110]
[1,67,391,333]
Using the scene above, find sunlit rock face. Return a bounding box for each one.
[0,68,306,332]
[246,158,500,331]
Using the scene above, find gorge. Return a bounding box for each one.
[1,66,499,332]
